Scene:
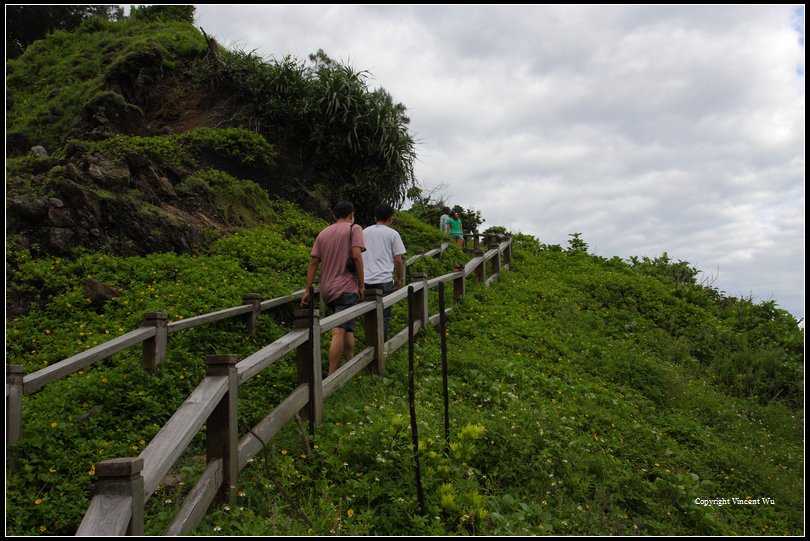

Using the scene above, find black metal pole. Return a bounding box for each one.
[307,286,315,437]
[439,282,450,455]
[407,286,426,514]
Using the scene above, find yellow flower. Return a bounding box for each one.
[34,499,42,505]
[89,465,96,476]
[139,439,145,445]
[38,526,46,533]
[347,508,354,517]
[48,468,57,473]
[50,422,58,428]
[281,449,288,455]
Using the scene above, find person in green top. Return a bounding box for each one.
[447,211,463,247]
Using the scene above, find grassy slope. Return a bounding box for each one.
[6,17,206,153]
[4,203,457,535]
[189,246,803,536]
[6,215,803,535]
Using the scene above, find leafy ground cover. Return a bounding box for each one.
[5,201,452,535]
[6,213,803,536]
[191,245,803,536]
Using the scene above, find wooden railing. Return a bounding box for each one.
[6,233,512,536]
[5,241,457,452]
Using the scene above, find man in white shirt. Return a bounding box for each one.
[362,204,406,340]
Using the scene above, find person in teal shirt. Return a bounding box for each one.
[447,211,463,247]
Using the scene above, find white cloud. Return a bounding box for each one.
[196,5,805,320]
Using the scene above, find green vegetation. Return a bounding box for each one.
[6,16,206,153]
[6,5,124,59]
[5,215,803,535]
[4,9,803,537]
[6,14,417,220]
[212,46,418,219]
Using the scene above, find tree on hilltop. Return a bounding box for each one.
[5,5,123,59]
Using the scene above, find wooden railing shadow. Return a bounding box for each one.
[6,234,512,536]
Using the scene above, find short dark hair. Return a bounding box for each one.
[442,206,451,213]
[333,201,354,219]
[374,204,395,222]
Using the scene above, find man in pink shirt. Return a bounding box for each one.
[301,201,366,375]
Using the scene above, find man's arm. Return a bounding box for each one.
[393,254,404,288]
[351,246,365,300]
[301,256,320,306]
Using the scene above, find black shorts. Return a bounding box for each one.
[328,292,360,332]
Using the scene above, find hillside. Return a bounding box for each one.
[5,9,804,537]
[5,223,804,535]
[6,11,416,265]
[187,244,804,536]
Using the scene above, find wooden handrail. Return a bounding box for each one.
[67,235,512,535]
[23,326,156,394]
[236,384,309,471]
[320,299,376,333]
[167,304,253,333]
[19,247,451,397]
[236,328,309,384]
[427,271,462,290]
[463,255,485,277]
[261,290,306,311]
[404,242,449,268]
[322,347,375,398]
[77,494,133,536]
[139,376,228,498]
[165,458,222,536]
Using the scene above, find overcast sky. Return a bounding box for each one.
[193,5,805,320]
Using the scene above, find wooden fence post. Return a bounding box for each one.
[411,273,429,329]
[242,293,262,336]
[205,355,238,506]
[473,231,481,253]
[408,250,424,281]
[142,312,168,373]
[453,264,466,302]
[475,249,486,283]
[363,289,385,375]
[503,235,513,269]
[95,457,145,535]
[489,242,501,277]
[6,364,24,468]
[295,310,323,428]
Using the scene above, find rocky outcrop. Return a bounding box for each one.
[83,278,122,309]
[7,147,219,257]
